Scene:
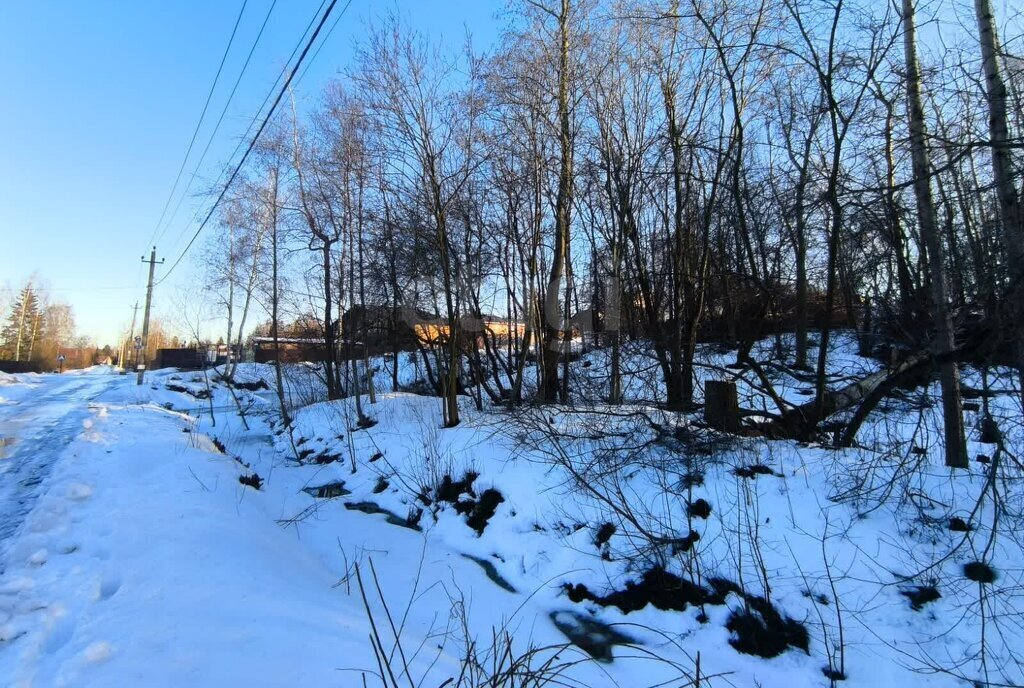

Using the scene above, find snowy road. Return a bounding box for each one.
[0,369,416,687]
[0,372,117,562]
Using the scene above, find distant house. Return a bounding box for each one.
[153,348,205,370]
[341,305,430,354]
[342,305,524,353]
[207,343,242,366]
[251,337,329,364]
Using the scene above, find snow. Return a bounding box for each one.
[0,339,1021,687]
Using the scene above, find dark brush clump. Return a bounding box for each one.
[564,569,808,659]
[901,585,941,611]
[734,464,775,479]
[458,488,504,535]
[238,473,263,490]
[435,471,480,504]
[822,667,846,681]
[964,561,998,584]
[949,517,972,532]
[565,567,708,613]
[373,477,389,494]
[166,383,212,399]
[594,522,616,548]
[431,472,503,535]
[726,596,809,658]
[230,379,268,391]
[669,531,701,554]
[688,499,712,519]
[680,471,705,488]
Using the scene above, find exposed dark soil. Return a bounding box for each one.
[901,585,941,611]
[303,482,350,499]
[688,499,712,519]
[949,517,972,532]
[725,595,809,658]
[594,522,616,548]
[230,379,269,391]
[565,567,808,659]
[964,561,998,584]
[734,464,775,479]
[344,501,422,531]
[430,472,505,535]
[238,473,263,490]
[456,488,504,535]
[166,383,212,400]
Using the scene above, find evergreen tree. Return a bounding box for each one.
[0,284,40,361]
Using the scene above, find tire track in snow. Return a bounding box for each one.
[0,376,115,568]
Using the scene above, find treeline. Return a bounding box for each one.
[0,280,78,367]
[204,0,1024,443]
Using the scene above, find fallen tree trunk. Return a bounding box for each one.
[770,348,934,440]
[836,353,936,447]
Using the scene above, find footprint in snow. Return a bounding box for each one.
[0,577,35,595]
[0,620,27,643]
[42,609,74,654]
[67,484,93,501]
[96,575,121,601]
[82,640,114,664]
[27,549,47,566]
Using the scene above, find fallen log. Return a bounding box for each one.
[769,348,934,440]
[836,353,936,447]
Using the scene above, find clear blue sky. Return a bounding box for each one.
[0,0,502,346]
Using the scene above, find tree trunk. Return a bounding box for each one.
[974,0,1024,411]
[903,0,967,468]
[541,0,573,403]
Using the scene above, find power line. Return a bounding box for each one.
[162,0,329,258]
[155,0,280,247]
[294,0,353,89]
[156,0,346,286]
[147,0,249,248]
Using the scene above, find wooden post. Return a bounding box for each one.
[705,380,740,433]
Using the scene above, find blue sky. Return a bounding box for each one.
[0,1,502,345]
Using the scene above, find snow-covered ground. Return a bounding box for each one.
[0,339,1020,687]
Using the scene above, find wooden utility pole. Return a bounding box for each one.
[137,248,164,385]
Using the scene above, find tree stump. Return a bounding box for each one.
[705,381,740,433]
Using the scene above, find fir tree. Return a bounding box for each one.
[1,284,40,361]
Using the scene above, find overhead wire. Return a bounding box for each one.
[154,0,280,246]
[147,0,250,249]
[294,0,353,89]
[155,0,346,286]
[161,0,329,258]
